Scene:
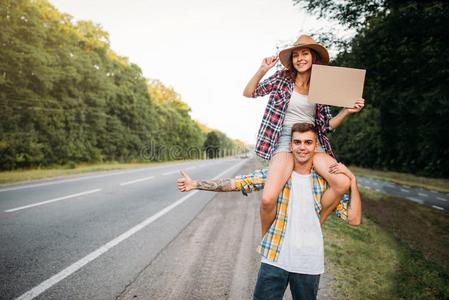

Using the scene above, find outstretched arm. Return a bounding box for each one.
[329,163,362,225]
[177,171,237,192]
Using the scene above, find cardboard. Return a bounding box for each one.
[308,64,366,108]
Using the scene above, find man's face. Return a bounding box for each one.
[289,130,317,164]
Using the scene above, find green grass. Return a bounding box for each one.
[351,166,449,193]
[0,160,192,185]
[322,188,449,299]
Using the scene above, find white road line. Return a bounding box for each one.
[364,186,372,190]
[374,188,381,193]
[406,197,424,205]
[400,188,410,193]
[0,162,197,193]
[15,159,247,300]
[418,193,428,197]
[437,197,447,202]
[432,205,445,211]
[162,170,181,176]
[5,189,102,213]
[120,176,155,186]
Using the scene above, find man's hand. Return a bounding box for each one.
[345,98,365,114]
[177,170,195,192]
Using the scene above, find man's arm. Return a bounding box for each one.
[329,163,362,226]
[177,169,267,194]
[177,171,237,192]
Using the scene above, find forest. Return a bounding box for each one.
[0,0,246,170]
[294,0,449,177]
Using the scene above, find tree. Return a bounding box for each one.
[294,0,449,177]
[203,131,221,159]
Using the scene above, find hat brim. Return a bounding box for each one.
[279,44,329,69]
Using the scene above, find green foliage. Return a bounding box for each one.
[295,0,449,177]
[0,0,244,169]
[203,131,220,159]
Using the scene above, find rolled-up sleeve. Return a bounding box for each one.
[234,169,268,196]
[251,71,280,98]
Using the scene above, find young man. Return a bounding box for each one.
[177,123,362,300]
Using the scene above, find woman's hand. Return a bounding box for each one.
[346,98,365,114]
[329,162,355,181]
[260,56,279,72]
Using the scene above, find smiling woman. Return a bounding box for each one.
[243,34,365,237]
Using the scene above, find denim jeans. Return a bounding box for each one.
[252,263,320,300]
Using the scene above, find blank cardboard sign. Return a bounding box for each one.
[308,64,366,108]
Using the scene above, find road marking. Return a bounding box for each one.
[15,159,247,300]
[432,205,445,211]
[400,188,410,193]
[374,188,381,193]
[163,170,180,176]
[163,165,198,176]
[5,189,102,213]
[418,193,428,197]
[0,159,234,193]
[120,176,155,186]
[437,197,447,202]
[364,186,372,190]
[406,197,424,205]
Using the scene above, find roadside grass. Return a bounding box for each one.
[322,188,449,299]
[0,160,192,185]
[351,166,449,193]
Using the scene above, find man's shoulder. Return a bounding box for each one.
[311,169,327,186]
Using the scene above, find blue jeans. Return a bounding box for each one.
[253,263,320,300]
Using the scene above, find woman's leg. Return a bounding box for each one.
[260,152,294,236]
[313,153,350,224]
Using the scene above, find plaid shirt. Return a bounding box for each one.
[235,168,349,262]
[252,69,335,160]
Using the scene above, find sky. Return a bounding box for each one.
[49,0,348,144]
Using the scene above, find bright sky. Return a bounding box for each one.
[49,0,347,144]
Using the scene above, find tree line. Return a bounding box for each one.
[0,0,246,170]
[294,0,449,177]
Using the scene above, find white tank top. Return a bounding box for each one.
[283,91,316,126]
[262,172,324,274]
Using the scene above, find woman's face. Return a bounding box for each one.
[291,48,313,73]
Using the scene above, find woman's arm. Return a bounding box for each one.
[329,163,362,225]
[243,56,278,97]
[329,98,365,129]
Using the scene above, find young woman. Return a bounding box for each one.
[243,35,364,236]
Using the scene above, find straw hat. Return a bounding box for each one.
[279,35,329,69]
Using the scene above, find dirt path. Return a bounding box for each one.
[117,160,333,300]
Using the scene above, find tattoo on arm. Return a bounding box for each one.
[195,179,235,192]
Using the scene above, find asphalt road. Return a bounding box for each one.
[357,176,449,212]
[0,158,248,300]
[1,158,447,300]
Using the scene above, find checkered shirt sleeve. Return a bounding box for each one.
[251,70,280,98]
[234,169,268,196]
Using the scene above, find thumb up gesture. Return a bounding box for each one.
[177,170,195,192]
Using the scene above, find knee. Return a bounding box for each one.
[261,196,277,211]
[330,174,351,195]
